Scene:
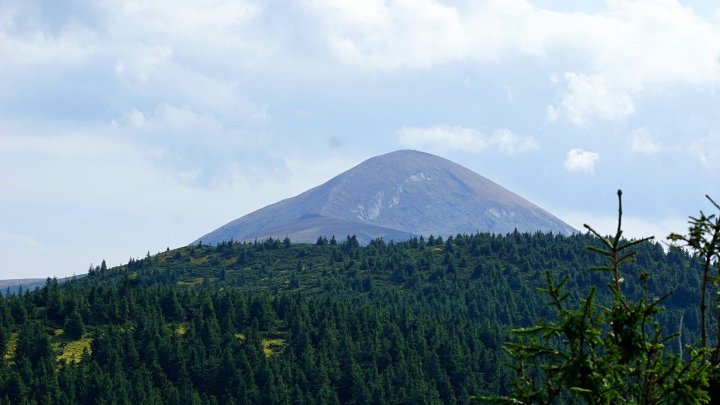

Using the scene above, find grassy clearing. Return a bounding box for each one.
[261,338,286,357]
[235,332,284,357]
[3,332,18,362]
[177,277,205,287]
[56,334,92,364]
[190,256,209,265]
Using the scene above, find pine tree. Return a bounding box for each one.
[477,191,710,404]
[669,195,720,399]
[64,311,85,340]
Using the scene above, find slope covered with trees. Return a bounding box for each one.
[0,232,706,404]
[481,192,716,404]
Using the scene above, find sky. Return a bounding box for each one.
[2,0,720,279]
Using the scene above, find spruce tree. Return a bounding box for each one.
[477,191,710,404]
[64,311,85,340]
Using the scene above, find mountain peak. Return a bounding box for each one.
[195,150,575,245]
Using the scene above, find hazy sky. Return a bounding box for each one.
[2,0,720,279]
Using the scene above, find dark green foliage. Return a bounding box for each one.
[15,321,53,366]
[669,195,720,399]
[64,311,85,340]
[0,224,709,404]
[478,191,711,404]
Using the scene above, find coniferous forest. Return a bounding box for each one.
[0,228,710,404]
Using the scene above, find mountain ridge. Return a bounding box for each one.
[195,150,575,245]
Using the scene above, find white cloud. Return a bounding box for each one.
[396,126,538,154]
[689,131,720,175]
[0,0,270,121]
[122,107,146,128]
[107,0,260,38]
[310,0,468,69]
[545,105,559,123]
[114,44,174,89]
[0,0,95,77]
[564,148,599,173]
[397,126,487,152]
[110,104,274,187]
[3,0,718,128]
[546,0,720,126]
[306,0,720,125]
[124,104,225,135]
[116,103,268,152]
[550,73,635,126]
[307,0,720,76]
[557,211,688,242]
[492,129,540,154]
[113,53,269,121]
[630,127,662,155]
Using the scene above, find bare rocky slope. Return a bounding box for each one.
[195,150,576,244]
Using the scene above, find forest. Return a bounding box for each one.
[0,230,710,404]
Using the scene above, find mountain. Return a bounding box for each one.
[195,150,575,245]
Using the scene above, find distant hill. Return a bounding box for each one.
[0,278,44,287]
[196,150,575,245]
[0,275,84,295]
[0,278,45,294]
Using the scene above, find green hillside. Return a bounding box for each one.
[0,232,705,404]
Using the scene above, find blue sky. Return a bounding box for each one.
[2,0,720,279]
